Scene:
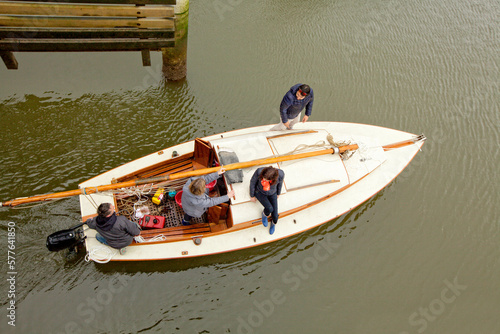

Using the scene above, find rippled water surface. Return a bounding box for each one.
[0,0,498,333]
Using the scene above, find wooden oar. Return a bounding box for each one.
[0,144,358,207]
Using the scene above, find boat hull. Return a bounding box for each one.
[80,122,424,262]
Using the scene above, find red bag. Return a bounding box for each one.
[139,215,165,229]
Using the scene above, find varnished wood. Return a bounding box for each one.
[194,138,213,168]
[286,179,340,192]
[266,130,318,139]
[138,223,210,239]
[115,152,193,182]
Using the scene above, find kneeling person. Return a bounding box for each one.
[85,203,140,254]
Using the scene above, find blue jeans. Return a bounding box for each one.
[255,191,279,223]
[95,233,109,246]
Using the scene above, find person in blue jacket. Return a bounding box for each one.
[181,168,235,225]
[249,166,285,235]
[271,83,314,131]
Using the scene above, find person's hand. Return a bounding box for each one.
[302,115,309,123]
[218,168,226,175]
[284,121,291,130]
[228,189,236,198]
[250,197,257,202]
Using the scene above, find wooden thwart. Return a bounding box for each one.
[138,223,210,238]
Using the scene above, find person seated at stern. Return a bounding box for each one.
[85,203,140,255]
[181,168,235,225]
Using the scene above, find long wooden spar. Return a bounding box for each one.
[0,144,359,207]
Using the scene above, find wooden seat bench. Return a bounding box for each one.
[139,223,211,239]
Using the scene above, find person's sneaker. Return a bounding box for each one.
[119,248,127,255]
[269,222,275,235]
[181,219,191,226]
[261,211,268,227]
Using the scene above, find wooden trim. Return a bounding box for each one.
[194,138,213,168]
[115,152,193,182]
[0,16,174,29]
[0,3,174,17]
[286,179,340,192]
[266,130,318,139]
[0,27,175,39]
[0,38,175,51]
[383,139,417,150]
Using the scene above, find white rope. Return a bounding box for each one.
[84,246,118,264]
[134,234,167,243]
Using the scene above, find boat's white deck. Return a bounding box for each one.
[80,122,423,261]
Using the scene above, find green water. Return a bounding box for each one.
[0,0,498,333]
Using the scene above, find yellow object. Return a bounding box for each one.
[152,188,165,205]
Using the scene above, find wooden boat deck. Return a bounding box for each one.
[113,141,231,242]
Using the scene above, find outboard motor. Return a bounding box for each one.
[46,223,86,252]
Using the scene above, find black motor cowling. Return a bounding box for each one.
[46,223,86,252]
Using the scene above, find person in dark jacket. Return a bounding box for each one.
[181,168,235,225]
[85,203,140,254]
[271,83,314,131]
[249,166,285,235]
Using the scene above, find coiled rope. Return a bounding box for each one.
[85,245,118,264]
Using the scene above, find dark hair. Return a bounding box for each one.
[298,84,310,95]
[97,203,112,218]
[260,167,279,185]
[189,178,206,196]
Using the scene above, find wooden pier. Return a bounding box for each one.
[0,0,181,74]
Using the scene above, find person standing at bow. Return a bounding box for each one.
[271,83,314,131]
[249,166,285,235]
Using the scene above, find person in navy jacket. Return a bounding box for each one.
[271,84,314,131]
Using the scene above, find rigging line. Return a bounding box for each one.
[83,192,98,210]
